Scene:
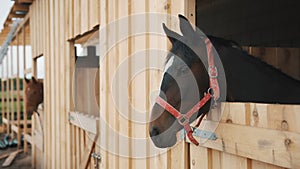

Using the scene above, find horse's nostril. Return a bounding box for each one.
[150,127,160,137]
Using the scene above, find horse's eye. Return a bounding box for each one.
[180,66,189,74]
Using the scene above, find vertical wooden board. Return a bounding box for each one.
[66,41,75,169]
[99,0,108,168]
[105,1,117,169]
[59,0,67,168]
[43,0,51,168]
[49,0,56,168]
[1,64,4,129]
[221,152,248,169]
[190,144,209,169]
[74,0,81,36]
[89,0,100,29]
[117,0,130,167]
[114,1,121,168]
[53,0,61,168]
[147,1,169,169]
[81,0,89,34]
[41,0,45,56]
[16,35,21,149]
[211,150,221,169]
[37,0,40,56]
[130,1,148,168]
[29,4,35,57]
[68,0,74,39]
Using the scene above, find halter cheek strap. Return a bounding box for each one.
[155,38,219,146]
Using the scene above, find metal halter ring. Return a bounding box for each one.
[178,115,189,126]
[207,88,215,98]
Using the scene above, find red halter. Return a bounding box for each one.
[155,38,219,145]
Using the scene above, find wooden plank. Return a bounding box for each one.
[73,0,81,36]
[69,112,98,134]
[116,1,130,168]
[79,133,99,169]
[68,0,74,39]
[190,144,211,169]
[147,1,169,169]
[16,33,21,149]
[49,0,55,167]
[221,152,248,169]
[195,121,300,168]
[53,0,60,167]
[80,0,89,34]
[59,0,67,168]
[32,129,43,151]
[211,150,221,169]
[17,0,34,3]
[43,0,50,168]
[1,150,23,167]
[89,0,100,29]
[13,4,30,12]
[24,133,32,144]
[24,68,32,74]
[11,124,19,133]
[22,22,29,153]
[2,152,18,167]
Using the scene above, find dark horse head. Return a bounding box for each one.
[24,77,43,116]
[149,15,218,148]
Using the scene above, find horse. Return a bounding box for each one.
[149,15,300,148]
[24,77,43,117]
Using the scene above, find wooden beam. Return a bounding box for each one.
[190,121,300,169]
[12,4,30,12]
[24,133,32,144]
[68,111,99,134]
[17,0,34,4]
[0,150,23,160]
[2,150,23,167]
[8,13,26,19]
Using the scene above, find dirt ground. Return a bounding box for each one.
[0,133,32,169]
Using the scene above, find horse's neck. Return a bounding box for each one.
[217,46,300,104]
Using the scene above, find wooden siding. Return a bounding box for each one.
[3,0,298,169]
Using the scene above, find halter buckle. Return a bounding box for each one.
[178,115,189,126]
[208,66,218,78]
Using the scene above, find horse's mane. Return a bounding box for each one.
[208,36,300,84]
[165,35,300,84]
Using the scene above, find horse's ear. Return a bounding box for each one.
[162,23,182,45]
[24,77,30,84]
[178,14,195,38]
[32,76,37,83]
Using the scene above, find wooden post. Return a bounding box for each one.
[23,25,28,153]
[16,33,21,149]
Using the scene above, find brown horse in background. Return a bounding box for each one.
[24,77,43,116]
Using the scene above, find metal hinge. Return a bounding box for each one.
[179,128,217,141]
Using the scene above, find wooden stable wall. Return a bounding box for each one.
[29,0,100,168]
[98,1,195,169]
[189,102,300,169]
[26,0,300,169]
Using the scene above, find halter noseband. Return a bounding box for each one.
[155,38,219,146]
